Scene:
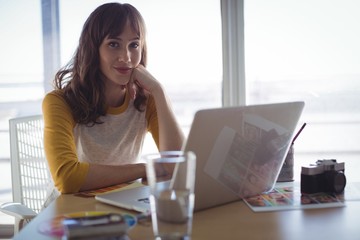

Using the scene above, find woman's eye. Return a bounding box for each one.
[108,42,119,48]
[130,42,139,49]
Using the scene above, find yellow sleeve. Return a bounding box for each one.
[42,90,89,194]
[145,95,160,149]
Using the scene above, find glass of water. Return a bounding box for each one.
[144,151,196,240]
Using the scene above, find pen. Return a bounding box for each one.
[292,122,307,144]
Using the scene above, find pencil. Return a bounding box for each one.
[292,123,307,144]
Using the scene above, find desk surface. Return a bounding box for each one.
[14,183,360,240]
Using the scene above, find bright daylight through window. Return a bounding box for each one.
[244,0,360,172]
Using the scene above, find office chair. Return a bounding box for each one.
[0,115,53,233]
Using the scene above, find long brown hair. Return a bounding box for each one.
[54,3,148,125]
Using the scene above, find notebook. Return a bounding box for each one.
[95,101,305,212]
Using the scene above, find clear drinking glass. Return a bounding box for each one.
[144,151,196,240]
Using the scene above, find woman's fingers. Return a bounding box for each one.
[131,65,159,94]
[127,70,137,99]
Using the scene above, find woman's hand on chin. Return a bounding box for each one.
[127,65,162,99]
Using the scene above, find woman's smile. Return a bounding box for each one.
[115,66,132,75]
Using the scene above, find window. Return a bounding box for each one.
[0,0,44,157]
[244,0,360,178]
[0,0,43,227]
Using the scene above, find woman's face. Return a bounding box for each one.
[99,21,142,87]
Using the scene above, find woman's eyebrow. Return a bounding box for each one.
[110,36,140,41]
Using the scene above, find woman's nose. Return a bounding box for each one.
[118,48,130,63]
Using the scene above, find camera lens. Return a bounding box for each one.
[333,171,346,193]
[325,171,346,193]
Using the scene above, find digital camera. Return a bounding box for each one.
[301,159,346,194]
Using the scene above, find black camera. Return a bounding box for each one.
[301,159,346,194]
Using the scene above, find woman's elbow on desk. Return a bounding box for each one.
[52,161,90,194]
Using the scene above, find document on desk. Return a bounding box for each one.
[75,181,144,198]
[243,182,360,212]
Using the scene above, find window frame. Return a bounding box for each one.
[221,0,246,106]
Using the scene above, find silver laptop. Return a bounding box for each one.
[96,101,305,212]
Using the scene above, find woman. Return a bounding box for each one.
[42,3,184,194]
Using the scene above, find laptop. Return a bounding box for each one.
[95,101,305,212]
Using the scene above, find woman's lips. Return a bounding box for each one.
[115,67,132,75]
